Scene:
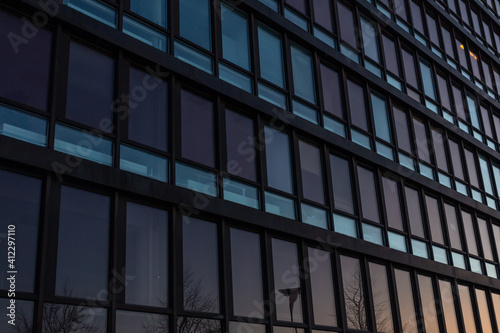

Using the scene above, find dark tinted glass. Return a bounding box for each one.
[394,269,418,333]
[405,187,425,238]
[117,310,169,333]
[458,285,477,333]
[417,275,440,333]
[177,317,220,333]
[439,280,460,333]
[321,65,342,118]
[452,86,466,120]
[448,140,464,180]
[461,211,478,255]
[480,106,493,138]
[402,50,418,87]
[444,203,462,250]
[56,186,110,299]
[221,4,250,70]
[464,149,479,187]
[442,27,454,58]
[126,202,168,307]
[358,167,379,223]
[0,171,41,293]
[360,18,380,63]
[299,141,324,204]
[393,107,412,153]
[340,256,367,330]
[308,248,337,326]
[226,110,256,181]
[313,0,333,31]
[258,25,284,88]
[183,217,219,313]
[129,67,168,151]
[0,11,52,111]
[382,177,403,230]
[337,2,357,47]
[477,218,493,261]
[42,304,107,333]
[66,42,114,130]
[368,263,394,333]
[347,80,367,130]
[0,299,33,332]
[265,127,293,194]
[436,74,451,111]
[410,1,423,33]
[382,35,400,75]
[291,45,316,104]
[230,229,264,318]
[394,0,408,20]
[330,155,354,214]
[426,14,439,45]
[272,238,303,322]
[179,0,211,50]
[181,90,214,167]
[425,196,444,244]
[412,118,430,163]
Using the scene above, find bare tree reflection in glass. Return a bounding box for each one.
[177,317,220,333]
[340,256,367,330]
[278,288,301,332]
[368,263,394,333]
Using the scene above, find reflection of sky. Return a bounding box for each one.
[395,270,418,333]
[476,290,493,333]
[231,229,264,318]
[439,280,460,333]
[417,275,439,333]
[183,217,219,312]
[340,255,366,330]
[369,263,394,333]
[116,310,168,333]
[458,285,477,333]
[309,248,337,326]
[272,238,303,322]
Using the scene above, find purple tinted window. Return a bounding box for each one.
[0,11,52,111]
[313,0,333,31]
[402,50,418,87]
[320,65,342,118]
[347,80,367,130]
[226,110,256,181]
[337,2,357,48]
[181,90,214,167]
[382,35,400,76]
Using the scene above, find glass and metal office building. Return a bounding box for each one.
[1,0,500,331]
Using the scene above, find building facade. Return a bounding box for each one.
[1,0,500,332]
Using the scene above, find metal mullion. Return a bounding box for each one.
[362,257,377,333]
[283,33,293,108]
[264,231,276,327]
[170,77,181,196]
[334,252,347,332]
[388,262,404,333]
[219,219,230,333]
[376,169,390,242]
[170,207,180,333]
[213,0,221,78]
[291,130,303,221]
[322,144,334,231]
[350,158,364,239]
[107,190,120,333]
[410,269,427,333]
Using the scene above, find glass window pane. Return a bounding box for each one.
[493,225,500,263]
[394,269,418,333]
[177,317,220,333]
[461,211,478,256]
[0,11,52,111]
[340,256,367,330]
[368,263,394,333]
[458,285,477,333]
[291,44,316,104]
[405,187,425,238]
[258,24,284,88]
[371,94,391,142]
[413,118,430,163]
[231,229,264,318]
[265,127,293,194]
[0,171,41,293]
[360,18,380,63]
[222,4,250,70]
[382,35,400,76]
[492,293,500,330]
[308,248,337,326]
[448,141,464,180]
[230,322,265,333]
[116,310,169,333]
[330,155,354,214]
[410,1,423,33]
[337,2,357,47]
[272,239,303,323]
[444,203,462,250]
[42,304,107,333]
[393,107,412,153]
[176,162,217,197]
[0,299,33,332]
[179,0,211,50]
[347,80,367,131]
[425,196,444,245]
[466,94,481,130]
[452,86,466,120]
[464,149,479,188]
[477,218,493,261]
[286,0,306,13]
[56,186,110,299]
[382,177,403,230]
[436,74,451,111]
[181,90,214,167]
[439,280,460,333]
[357,166,380,223]
[226,110,256,181]
[130,0,166,27]
[476,289,493,333]
[66,41,114,130]
[442,26,454,58]
[320,65,342,118]
[479,156,493,195]
[129,67,168,151]
[420,61,437,100]
[426,14,439,45]
[417,275,440,333]
[299,141,324,204]
[402,50,418,87]
[432,130,448,172]
[183,217,219,313]
[480,106,493,138]
[120,144,168,182]
[313,0,333,31]
[126,202,168,307]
